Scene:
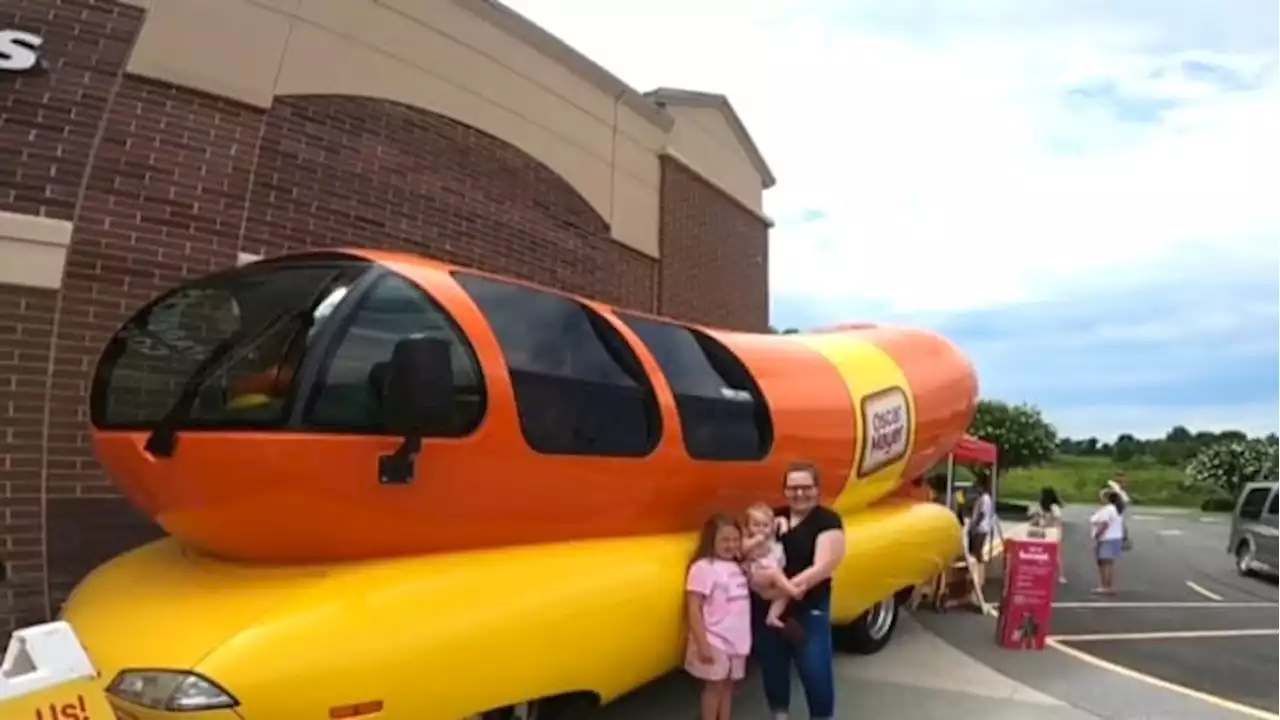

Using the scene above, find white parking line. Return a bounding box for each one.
[1049,599,1269,604]
[1052,628,1279,642]
[1185,581,1224,602]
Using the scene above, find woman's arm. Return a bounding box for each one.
[789,528,847,591]
[1090,507,1111,540]
[754,565,803,598]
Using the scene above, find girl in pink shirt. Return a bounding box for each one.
[686,513,752,720]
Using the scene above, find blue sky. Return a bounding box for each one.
[505,0,1279,441]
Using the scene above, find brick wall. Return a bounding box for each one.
[0,286,57,630]
[658,156,770,332]
[0,0,146,631]
[243,96,657,310]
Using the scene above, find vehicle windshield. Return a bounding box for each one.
[91,255,374,429]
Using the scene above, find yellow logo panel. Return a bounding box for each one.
[796,334,916,513]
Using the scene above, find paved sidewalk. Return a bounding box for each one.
[597,615,1103,719]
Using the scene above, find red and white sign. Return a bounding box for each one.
[858,387,910,477]
[996,538,1060,650]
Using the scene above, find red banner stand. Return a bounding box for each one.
[996,538,1060,650]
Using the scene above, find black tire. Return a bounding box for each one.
[1235,540,1256,577]
[833,595,900,655]
[476,693,598,720]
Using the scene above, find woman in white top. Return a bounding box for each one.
[1090,490,1126,594]
[1028,486,1067,584]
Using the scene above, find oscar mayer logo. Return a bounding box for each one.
[857,386,911,478]
[1018,544,1051,563]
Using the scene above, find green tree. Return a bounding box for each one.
[1185,439,1280,498]
[1166,425,1193,444]
[1152,441,1184,467]
[1112,433,1139,463]
[967,399,1058,472]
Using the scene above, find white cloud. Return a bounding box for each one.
[501,0,1278,438]
[502,0,1279,314]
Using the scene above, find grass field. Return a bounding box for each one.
[993,454,1218,508]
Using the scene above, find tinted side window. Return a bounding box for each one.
[619,313,772,461]
[1240,488,1270,521]
[453,273,659,457]
[306,274,485,436]
[1267,491,1278,516]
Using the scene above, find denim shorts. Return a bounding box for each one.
[1096,538,1123,561]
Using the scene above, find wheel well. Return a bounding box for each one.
[1236,537,1253,554]
[474,691,601,718]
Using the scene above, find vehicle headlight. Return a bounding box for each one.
[107,669,237,711]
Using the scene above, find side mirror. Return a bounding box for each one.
[378,336,456,484]
[383,336,456,434]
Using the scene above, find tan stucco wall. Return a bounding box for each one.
[114,0,767,260]
[662,106,765,214]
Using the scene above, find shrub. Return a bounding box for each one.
[1200,496,1236,513]
[1185,440,1279,498]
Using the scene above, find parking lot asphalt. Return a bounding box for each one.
[599,505,1278,719]
[967,505,1280,718]
[598,614,1105,720]
[1048,604,1278,636]
[1054,635,1279,714]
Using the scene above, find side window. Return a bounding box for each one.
[306,274,485,436]
[1267,491,1278,516]
[618,313,772,461]
[453,273,659,457]
[1239,488,1270,521]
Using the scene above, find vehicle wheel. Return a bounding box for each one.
[834,595,899,655]
[1235,541,1256,576]
[473,693,596,720]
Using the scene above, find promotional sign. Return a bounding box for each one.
[0,29,44,73]
[995,537,1059,650]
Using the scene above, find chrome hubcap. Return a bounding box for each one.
[866,597,896,640]
[1237,545,1254,572]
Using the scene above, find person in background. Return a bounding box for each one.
[1104,474,1133,552]
[752,462,845,720]
[1090,490,1126,594]
[1028,486,1068,584]
[685,514,751,720]
[967,475,995,572]
[1106,474,1131,508]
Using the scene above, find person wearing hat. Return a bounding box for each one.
[1104,474,1133,552]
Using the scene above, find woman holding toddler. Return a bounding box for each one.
[684,462,846,720]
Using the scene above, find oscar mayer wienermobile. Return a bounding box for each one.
[49,248,977,719]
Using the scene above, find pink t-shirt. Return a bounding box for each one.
[686,558,752,657]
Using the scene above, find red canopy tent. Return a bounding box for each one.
[952,434,997,465]
[944,434,999,511]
